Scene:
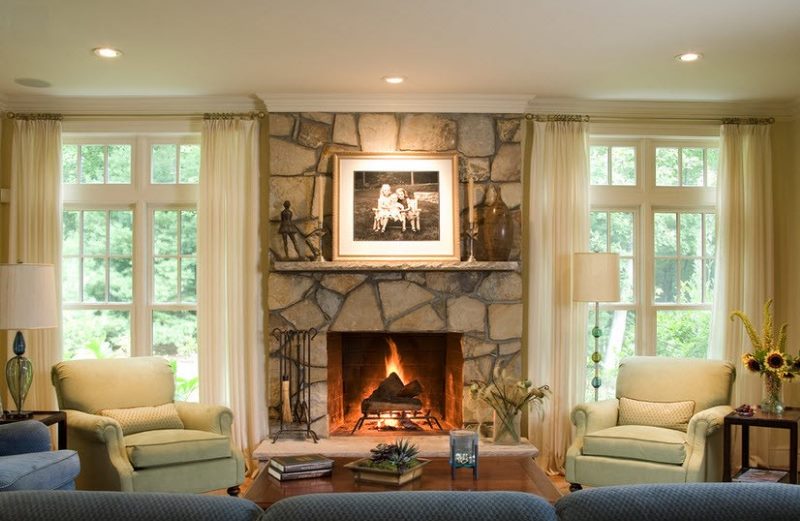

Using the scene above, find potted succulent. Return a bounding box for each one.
[344,438,429,485]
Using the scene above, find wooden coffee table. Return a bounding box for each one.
[244,456,561,508]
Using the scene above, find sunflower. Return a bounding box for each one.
[746,358,762,372]
[766,350,786,370]
[783,372,796,381]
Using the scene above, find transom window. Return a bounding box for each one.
[61,135,200,401]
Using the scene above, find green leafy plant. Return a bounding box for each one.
[168,359,199,401]
[361,439,421,472]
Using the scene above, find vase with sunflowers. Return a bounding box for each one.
[731,299,799,414]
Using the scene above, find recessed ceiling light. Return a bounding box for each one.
[14,78,52,88]
[93,47,123,59]
[383,76,405,84]
[675,52,702,63]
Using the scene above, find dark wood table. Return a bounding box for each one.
[245,456,561,509]
[0,410,68,450]
[723,407,799,484]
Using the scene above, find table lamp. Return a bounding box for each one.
[572,252,620,401]
[0,263,58,419]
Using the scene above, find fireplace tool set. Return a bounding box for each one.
[271,328,319,443]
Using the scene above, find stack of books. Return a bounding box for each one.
[267,454,335,481]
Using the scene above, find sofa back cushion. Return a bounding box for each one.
[51,357,175,413]
[615,357,734,413]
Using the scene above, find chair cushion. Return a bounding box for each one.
[618,396,695,432]
[0,450,80,491]
[124,429,232,469]
[583,425,687,465]
[100,403,184,435]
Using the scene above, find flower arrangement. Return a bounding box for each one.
[731,299,798,413]
[732,299,799,380]
[470,369,550,444]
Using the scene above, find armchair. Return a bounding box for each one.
[0,420,80,491]
[566,356,735,490]
[51,357,244,494]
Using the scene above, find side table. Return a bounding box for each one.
[0,410,67,450]
[723,408,799,484]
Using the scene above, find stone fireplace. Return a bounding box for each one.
[268,269,522,437]
[266,111,525,439]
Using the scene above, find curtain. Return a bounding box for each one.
[526,119,590,474]
[198,117,266,471]
[709,123,774,464]
[7,118,63,411]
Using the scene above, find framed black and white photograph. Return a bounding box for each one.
[333,152,460,261]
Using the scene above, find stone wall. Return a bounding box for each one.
[268,269,523,437]
[266,111,525,437]
[268,112,523,261]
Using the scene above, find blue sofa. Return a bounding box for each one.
[0,420,80,491]
[1,483,800,520]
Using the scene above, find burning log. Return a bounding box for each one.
[361,373,424,415]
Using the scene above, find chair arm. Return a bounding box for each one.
[174,401,234,437]
[570,398,619,439]
[686,405,732,443]
[684,405,733,482]
[64,409,134,490]
[0,420,52,455]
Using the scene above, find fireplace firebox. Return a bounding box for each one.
[327,332,463,434]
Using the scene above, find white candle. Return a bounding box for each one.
[467,175,475,228]
[317,176,325,225]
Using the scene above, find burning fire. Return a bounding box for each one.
[384,337,405,382]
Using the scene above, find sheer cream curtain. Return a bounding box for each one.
[526,118,590,474]
[710,124,773,467]
[198,117,266,470]
[7,117,62,411]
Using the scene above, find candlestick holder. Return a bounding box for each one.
[466,223,478,262]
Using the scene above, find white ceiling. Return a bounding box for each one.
[1,0,799,105]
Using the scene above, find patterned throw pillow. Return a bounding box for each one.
[100,403,184,435]
[618,397,695,432]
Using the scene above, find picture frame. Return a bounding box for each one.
[333,152,460,262]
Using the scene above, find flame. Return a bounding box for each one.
[384,337,405,382]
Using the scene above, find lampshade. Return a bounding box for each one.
[572,252,620,303]
[0,263,58,330]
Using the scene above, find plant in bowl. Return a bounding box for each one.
[344,439,430,485]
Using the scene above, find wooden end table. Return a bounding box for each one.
[723,407,799,484]
[0,410,68,450]
[244,456,560,509]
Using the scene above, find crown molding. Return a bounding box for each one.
[527,97,799,121]
[256,93,533,114]
[2,94,262,115]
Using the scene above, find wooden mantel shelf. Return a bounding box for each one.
[272,260,520,272]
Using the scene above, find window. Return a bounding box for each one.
[61,135,200,401]
[587,137,718,400]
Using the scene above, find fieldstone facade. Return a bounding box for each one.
[267,111,524,437]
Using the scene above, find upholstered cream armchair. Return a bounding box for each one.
[566,356,735,490]
[51,357,245,494]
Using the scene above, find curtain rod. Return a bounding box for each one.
[5,111,266,120]
[526,113,775,124]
